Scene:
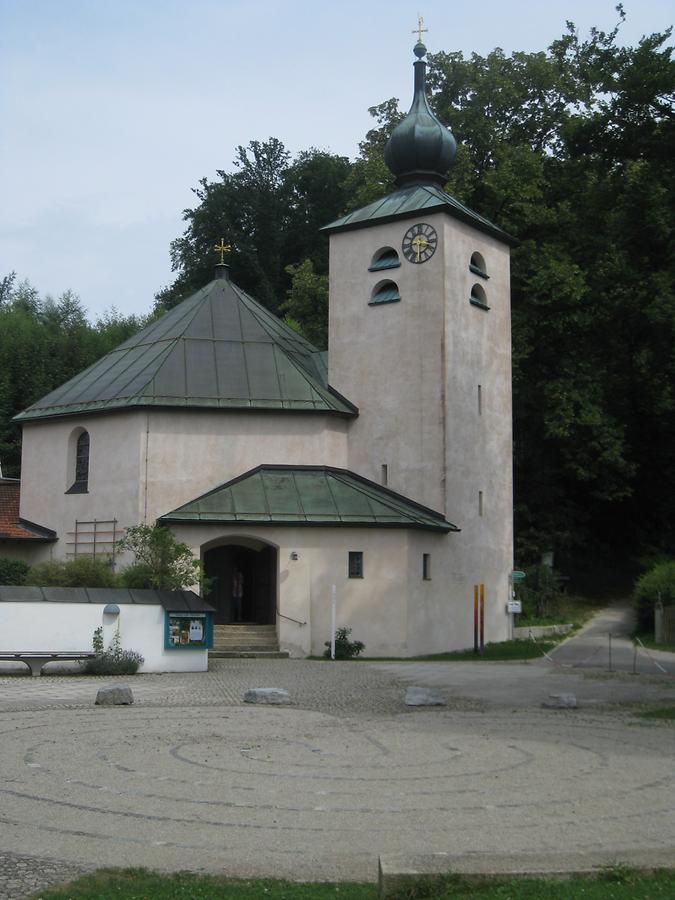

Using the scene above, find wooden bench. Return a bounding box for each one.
[0,652,96,677]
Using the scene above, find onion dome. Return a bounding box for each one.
[384,41,457,188]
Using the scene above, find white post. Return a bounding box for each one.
[330,583,337,660]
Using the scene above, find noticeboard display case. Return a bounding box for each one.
[164,611,213,650]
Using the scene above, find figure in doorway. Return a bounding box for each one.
[232,568,244,622]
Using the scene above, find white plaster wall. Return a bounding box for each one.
[0,544,53,565]
[442,218,514,644]
[19,413,145,563]
[328,211,514,649]
[328,214,447,512]
[0,602,208,672]
[18,409,349,565]
[141,410,349,521]
[171,524,411,658]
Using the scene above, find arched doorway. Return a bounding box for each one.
[203,540,277,626]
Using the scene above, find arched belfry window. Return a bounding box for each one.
[66,429,90,493]
[369,280,401,306]
[369,247,401,272]
[470,252,488,279]
[470,283,490,311]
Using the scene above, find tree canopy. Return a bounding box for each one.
[0,274,148,477]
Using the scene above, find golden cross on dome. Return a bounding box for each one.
[412,14,428,43]
[214,238,231,264]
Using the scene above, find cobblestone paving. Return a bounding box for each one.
[0,659,673,898]
[0,659,485,716]
[0,851,89,900]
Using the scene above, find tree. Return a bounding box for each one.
[116,524,202,590]
[281,260,329,348]
[156,141,352,313]
[0,277,145,476]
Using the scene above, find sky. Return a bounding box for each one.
[1,0,672,320]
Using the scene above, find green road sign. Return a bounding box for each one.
[511,570,526,583]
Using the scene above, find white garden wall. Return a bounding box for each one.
[0,602,208,673]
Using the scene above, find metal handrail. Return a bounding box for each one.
[277,610,307,627]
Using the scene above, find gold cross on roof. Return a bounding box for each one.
[214,238,231,264]
[412,14,428,43]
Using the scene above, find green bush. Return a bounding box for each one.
[324,626,365,659]
[81,627,144,675]
[517,564,564,622]
[116,524,202,590]
[634,560,675,630]
[0,557,29,585]
[118,562,155,589]
[26,557,117,588]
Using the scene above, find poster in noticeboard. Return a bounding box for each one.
[166,612,212,649]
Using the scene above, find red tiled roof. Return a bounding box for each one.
[0,479,56,541]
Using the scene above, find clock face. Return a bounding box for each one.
[402,223,438,264]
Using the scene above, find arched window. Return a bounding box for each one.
[369,247,401,272]
[470,283,490,311]
[469,252,488,279]
[67,429,90,493]
[369,280,401,306]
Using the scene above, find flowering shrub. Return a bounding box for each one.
[82,627,144,675]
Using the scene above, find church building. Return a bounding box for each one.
[7,37,516,657]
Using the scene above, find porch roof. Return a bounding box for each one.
[159,465,458,533]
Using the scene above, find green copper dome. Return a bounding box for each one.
[384,41,457,188]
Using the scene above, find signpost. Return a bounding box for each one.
[330,584,337,660]
[473,584,485,654]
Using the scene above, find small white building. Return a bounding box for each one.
[4,39,516,657]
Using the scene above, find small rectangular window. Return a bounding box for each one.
[479,491,484,516]
[478,384,482,416]
[381,464,388,486]
[348,551,364,579]
[423,553,431,581]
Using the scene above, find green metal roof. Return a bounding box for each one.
[160,465,458,533]
[15,275,357,422]
[322,183,517,246]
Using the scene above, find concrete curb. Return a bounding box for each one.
[513,624,573,640]
[378,849,675,898]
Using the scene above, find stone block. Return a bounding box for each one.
[95,684,134,706]
[244,687,291,705]
[405,686,447,706]
[542,693,577,709]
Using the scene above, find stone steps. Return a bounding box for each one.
[211,624,281,655]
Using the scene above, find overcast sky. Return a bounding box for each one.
[1,0,672,319]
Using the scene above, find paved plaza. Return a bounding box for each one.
[0,642,674,898]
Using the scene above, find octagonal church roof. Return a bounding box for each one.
[15,271,357,423]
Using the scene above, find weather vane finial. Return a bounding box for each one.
[214,238,231,265]
[412,14,428,44]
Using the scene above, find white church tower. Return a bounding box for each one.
[324,35,516,648]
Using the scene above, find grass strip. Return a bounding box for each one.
[637,706,675,720]
[30,866,675,899]
[417,639,557,661]
[633,633,675,653]
[310,640,558,663]
[31,869,374,899]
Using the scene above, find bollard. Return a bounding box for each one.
[655,598,664,645]
[608,632,613,672]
